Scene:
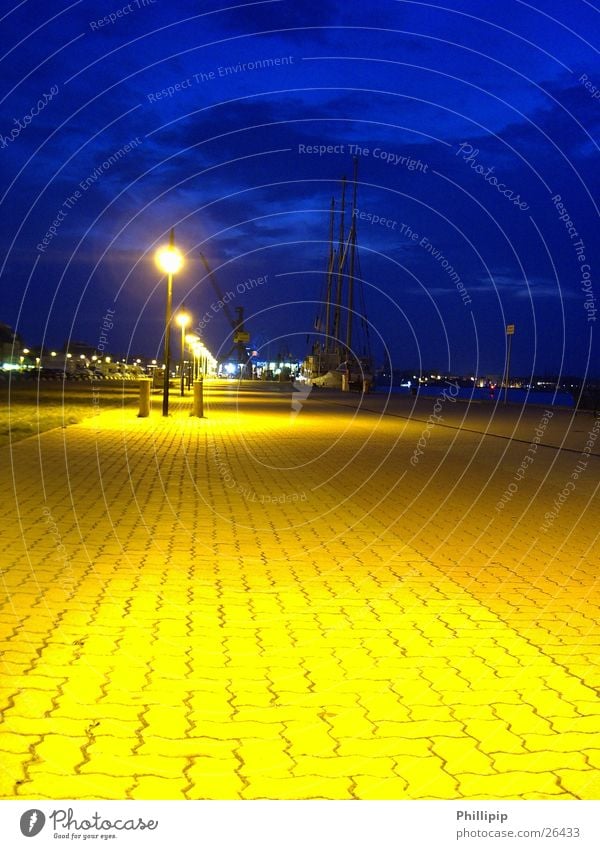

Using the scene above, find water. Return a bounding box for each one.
[375,384,575,407]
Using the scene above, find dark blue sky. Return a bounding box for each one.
[1,0,599,377]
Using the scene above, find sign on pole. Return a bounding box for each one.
[506,324,515,335]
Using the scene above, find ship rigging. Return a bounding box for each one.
[304,158,373,389]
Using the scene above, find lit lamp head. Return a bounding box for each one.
[176,310,191,329]
[186,334,199,346]
[155,245,184,275]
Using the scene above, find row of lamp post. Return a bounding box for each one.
[154,229,216,417]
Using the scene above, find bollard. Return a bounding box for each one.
[191,378,204,417]
[342,371,350,392]
[362,378,372,394]
[137,378,151,417]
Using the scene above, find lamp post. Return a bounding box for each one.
[193,343,202,379]
[155,229,184,416]
[186,334,199,381]
[176,307,191,396]
[504,323,515,406]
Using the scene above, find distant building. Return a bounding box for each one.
[0,323,24,367]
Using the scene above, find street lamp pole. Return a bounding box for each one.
[504,323,515,406]
[180,321,186,396]
[176,306,191,397]
[155,229,184,417]
[163,229,174,417]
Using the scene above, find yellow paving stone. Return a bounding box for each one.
[376,720,464,739]
[359,694,411,722]
[237,739,295,776]
[430,737,495,776]
[106,670,148,689]
[492,751,588,773]
[143,706,190,737]
[518,792,578,800]
[463,719,526,754]
[521,691,579,718]
[582,750,600,770]
[149,657,190,676]
[457,771,563,798]
[85,736,138,756]
[293,755,395,778]
[52,702,142,723]
[326,708,375,738]
[0,752,29,794]
[447,704,497,722]
[338,737,432,758]
[188,692,234,713]
[137,737,238,758]
[556,770,600,799]
[5,689,60,718]
[457,688,526,706]
[524,733,600,753]
[394,754,458,798]
[548,716,600,734]
[352,776,409,799]
[81,753,188,779]
[266,671,312,692]
[30,735,86,773]
[57,681,106,705]
[493,703,555,735]
[243,775,352,799]
[132,777,187,799]
[283,720,337,756]
[278,691,361,709]
[233,706,321,724]
[232,690,275,707]
[0,733,40,754]
[187,775,244,799]
[15,773,134,799]
[186,757,239,782]
[2,716,91,737]
[188,719,283,740]
[408,705,458,723]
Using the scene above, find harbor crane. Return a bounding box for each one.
[199,253,251,377]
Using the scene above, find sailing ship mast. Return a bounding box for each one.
[324,197,335,355]
[306,156,371,385]
[332,175,347,358]
[345,156,359,353]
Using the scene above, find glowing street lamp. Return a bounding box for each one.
[175,306,191,396]
[155,229,184,416]
[186,334,200,380]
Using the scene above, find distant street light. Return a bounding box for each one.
[155,229,184,416]
[186,334,200,380]
[176,306,191,396]
[504,323,516,405]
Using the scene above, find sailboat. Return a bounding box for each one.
[303,158,374,390]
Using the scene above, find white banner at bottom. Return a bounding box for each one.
[0,800,598,848]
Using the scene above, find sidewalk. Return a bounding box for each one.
[0,380,599,800]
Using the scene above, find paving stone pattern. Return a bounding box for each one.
[0,382,598,799]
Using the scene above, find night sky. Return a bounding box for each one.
[1,0,599,378]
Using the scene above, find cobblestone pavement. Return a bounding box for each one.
[0,381,599,800]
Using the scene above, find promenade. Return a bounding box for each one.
[1,380,599,800]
